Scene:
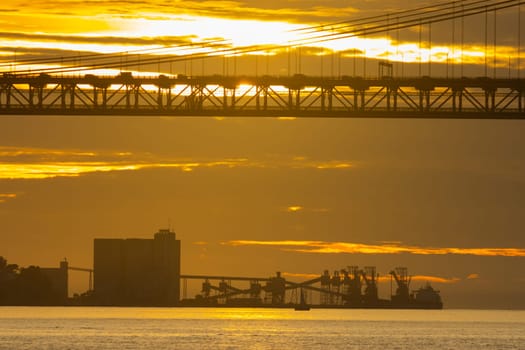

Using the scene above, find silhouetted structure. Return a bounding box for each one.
[93,229,181,306]
[41,260,69,302]
[0,257,69,305]
[181,266,442,309]
[0,74,524,118]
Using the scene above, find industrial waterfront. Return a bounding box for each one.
[0,229,442,309]
[1,3,524,339]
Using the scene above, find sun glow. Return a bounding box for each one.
[0,0,522,81]
[0,9,510,77]
[121,15,303,48]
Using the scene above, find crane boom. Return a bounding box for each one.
[390,270,401,285]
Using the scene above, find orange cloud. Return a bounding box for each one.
[282,271,459,284]
[0,147,97,158]
[466,273,480,280]
[0,146,250,179]
[224,240,525,257]
[288,157,354,170]
[410,275,460,284]
[315,162,352,170]
[281,272,321,280]
[0,161,257,179]
[0,163,138,179]
[0,193,17,203]
[0,1,359,24]
[375,274,459,284]
[0,147,355,179]
[286,206,303,212]
[283,205,330,213]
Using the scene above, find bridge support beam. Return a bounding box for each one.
[419,90,431,112]
[321,86,333,112]
[255,86,260,111]
[0,84,12,109]
[0,75,523,117]
[68,84,76,110]
[484,88,496,112]
[387,87,398,112]
[452,88,463,113]
[134,85,139,109]
[93,87,98,109]
[518,90,525,113]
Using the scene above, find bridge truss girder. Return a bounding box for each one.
[1,75,524,117]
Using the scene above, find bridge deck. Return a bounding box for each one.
[1,74,524,118]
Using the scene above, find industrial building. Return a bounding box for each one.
[41,260,69,302]
[93,229,181,306]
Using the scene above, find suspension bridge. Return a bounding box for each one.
[1,0,524,119]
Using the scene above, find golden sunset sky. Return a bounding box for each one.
[1,0,523,77]
[0,0,524,308]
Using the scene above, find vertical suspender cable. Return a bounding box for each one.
[485,7,488,77]
[428,22,432,77]
[518,2,521,79]
[419,19,422,77]
[396,17,400,77]
[452,1,456,79]
[494,9,497,79]
[461,2,464,77]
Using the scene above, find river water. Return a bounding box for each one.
[0,307,523,349]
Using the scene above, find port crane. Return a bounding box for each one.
[390,267,411,304]
[181,266,442,309]
[361,266,379,303]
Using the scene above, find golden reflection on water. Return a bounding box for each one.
[1,307,314,320]
[1,307,523,350]
[2,307,525,324]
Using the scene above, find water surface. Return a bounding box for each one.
[0,307,523,349]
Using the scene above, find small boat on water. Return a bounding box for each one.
[294,289,310,311]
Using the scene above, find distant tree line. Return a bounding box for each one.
[0,256,64,305]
